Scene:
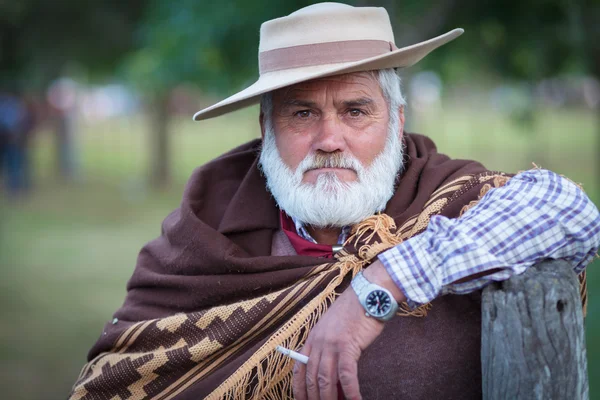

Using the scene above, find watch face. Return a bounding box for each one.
[365,290,392,317]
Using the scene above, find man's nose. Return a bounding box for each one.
[312,115,347,153]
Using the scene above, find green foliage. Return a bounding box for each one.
[122,0,323,93]
[121,0,599,95]
[406,0,597,82]
[2,0,597,92]
[0,0,147,88]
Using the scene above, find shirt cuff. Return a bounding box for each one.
[377,233,442,305]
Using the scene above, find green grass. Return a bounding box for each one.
[1,104,598,399]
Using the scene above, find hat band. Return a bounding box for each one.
[259,40,398,74]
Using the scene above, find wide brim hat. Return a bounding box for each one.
[193,2,463,121]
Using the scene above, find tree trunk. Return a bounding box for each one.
[481,259,588,400]
[149,91,171,189]
[55,110,78,182]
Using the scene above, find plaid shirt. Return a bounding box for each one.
[295,169,600,306]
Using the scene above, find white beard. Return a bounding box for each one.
[258,118,404,228]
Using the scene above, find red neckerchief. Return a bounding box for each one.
[279,211,334,258]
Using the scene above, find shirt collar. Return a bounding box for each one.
[290,215,351,245]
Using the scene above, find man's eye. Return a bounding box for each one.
[294,110,312,118]
[348,109,363,117]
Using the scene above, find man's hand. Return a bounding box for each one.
[292,260,407,400]
[292,287,383,400]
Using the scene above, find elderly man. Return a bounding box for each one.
[70,3,599,400]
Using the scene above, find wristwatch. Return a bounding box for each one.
[351,271,399,322]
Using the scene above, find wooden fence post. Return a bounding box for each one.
[481,259,588,399]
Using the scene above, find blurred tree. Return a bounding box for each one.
[0,1,146,87]
[401,0,600,167]
[0,0,147,182]
[580,0,600,180]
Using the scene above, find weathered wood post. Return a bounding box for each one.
[481,259,588,400]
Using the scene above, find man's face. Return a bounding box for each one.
[259,71,405,228]
[268,72,392,185]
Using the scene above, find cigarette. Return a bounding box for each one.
[276,345,309,364]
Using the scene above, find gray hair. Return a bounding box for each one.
[260,68,406,127]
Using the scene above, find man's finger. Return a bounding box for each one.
[305,350,322,400]
[338,353,361,400]
[293,359,308,400]
[292,337,311,400]
[292,344,312,400]
[317,352,338,400]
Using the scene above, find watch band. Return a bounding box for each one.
[351,271,371,295]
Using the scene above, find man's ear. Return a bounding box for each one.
[259,109,266,140]
[398,105,406,139]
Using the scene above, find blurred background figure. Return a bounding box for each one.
[0,1,599,399]
[0,86,36,197]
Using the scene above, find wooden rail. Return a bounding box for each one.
[481,259,588,399]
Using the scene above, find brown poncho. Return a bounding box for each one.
[70,133,518,399]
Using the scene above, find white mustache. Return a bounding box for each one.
[297,152,363,175]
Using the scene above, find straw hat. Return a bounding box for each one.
[193,2,463,121]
